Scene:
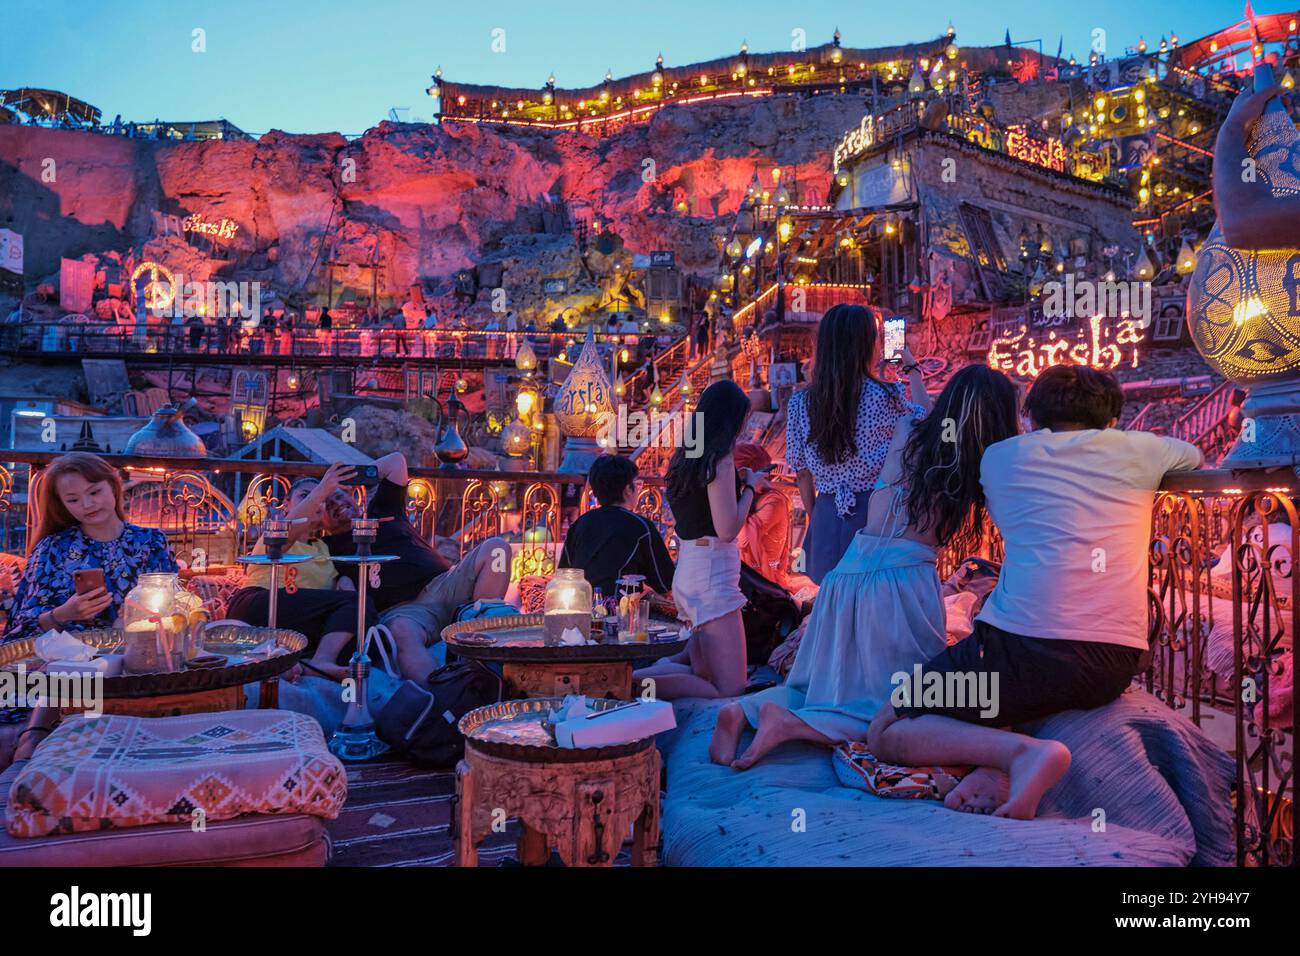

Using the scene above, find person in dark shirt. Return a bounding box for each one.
[559,455,674,598]
[321,452,510,681]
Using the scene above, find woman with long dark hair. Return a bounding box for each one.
[3,452,178,642]
[711,364,1020,769]
[633,380,755,699]
[786,304,933,583]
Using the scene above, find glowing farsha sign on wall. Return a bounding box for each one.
[183,214,239,241]
[833,115,877,172]
[1004,125,1067,174]
[987,315,1145,379]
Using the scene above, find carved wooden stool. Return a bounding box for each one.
[454,721,660,867]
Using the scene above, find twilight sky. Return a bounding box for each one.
[1,0,1253,135]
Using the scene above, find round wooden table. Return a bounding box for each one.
[442,614,688,700]
[454,698,661,867]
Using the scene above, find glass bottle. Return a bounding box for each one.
[121,572,184,673]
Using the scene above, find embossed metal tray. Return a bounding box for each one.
[0,624,307,699]
[441,614,686,663]
[458,696,656,763]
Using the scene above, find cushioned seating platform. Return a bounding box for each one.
[660,688,1235,867]
[0,760,331,866]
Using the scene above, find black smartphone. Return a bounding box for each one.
[341,465,380,487]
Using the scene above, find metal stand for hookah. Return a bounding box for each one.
[236,513,311,631]
[328,516,399,762]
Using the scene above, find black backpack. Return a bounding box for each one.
[738,562,804,665]
[375,658,502,767]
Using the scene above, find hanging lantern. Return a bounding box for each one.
[908,62,927,96]
[772,184,792,207]
[515,339,537,370]
[1188,61,1300,466]
[1133,245,1155,281]
[650,384,663,406]
[726,237,744,259]
[1175,239,1197,274]
[501,418,532,458]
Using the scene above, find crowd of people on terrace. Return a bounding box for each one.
[6,79,1296,821]
[0,299,1204,820]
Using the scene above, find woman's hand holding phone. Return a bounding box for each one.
[57,587,113,623]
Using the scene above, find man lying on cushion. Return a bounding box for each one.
[321,452,510,682]
[867,365,1203,819]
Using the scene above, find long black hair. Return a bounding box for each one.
[666,379,750,501]
[902,364,1019,545]
[803,304,882,465]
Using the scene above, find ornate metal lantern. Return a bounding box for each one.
[1187,62,1300,466]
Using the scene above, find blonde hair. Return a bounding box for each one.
[30,453,126,554]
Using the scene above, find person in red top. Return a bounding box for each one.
[732,443,790,587]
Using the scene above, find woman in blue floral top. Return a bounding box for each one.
[2,452,178,643]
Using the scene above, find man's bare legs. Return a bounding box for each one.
[387,616,438,682]
[305,630,354,681]
[633,609,746,700]
[866,704,1069,820]
[471,536,512,602]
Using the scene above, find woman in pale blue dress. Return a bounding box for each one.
[709,365,1020,769]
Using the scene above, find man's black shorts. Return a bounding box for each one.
[893,619,1143,727]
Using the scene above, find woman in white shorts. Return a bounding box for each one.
[634,380,758,699]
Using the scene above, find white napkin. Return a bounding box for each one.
[558,626,588,646]
[34,629,98,663]
[546,694,591,726]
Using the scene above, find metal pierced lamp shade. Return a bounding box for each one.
[555,326,614,472]
[1188,63,1300,466]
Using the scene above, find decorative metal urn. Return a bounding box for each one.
[123,398,207,457]
[433,393,469,466]
[1187,62,1300,467]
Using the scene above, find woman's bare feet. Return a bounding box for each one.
[731,701,802,770]
[709,703,746,765]
[994,740,1071,820]
[943,766,1009,815]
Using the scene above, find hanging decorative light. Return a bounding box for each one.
[1133,245,1155,281]
[1176,238,1197,274]
[515,339,537,371]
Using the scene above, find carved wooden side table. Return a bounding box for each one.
[454,698,661,867]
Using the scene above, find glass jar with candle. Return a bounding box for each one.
[543,568,591,645]
[121,572,186,673]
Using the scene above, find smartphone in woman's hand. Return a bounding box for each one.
[73,568,105,595]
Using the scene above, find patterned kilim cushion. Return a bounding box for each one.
[832,742,971,801]
[5,710,347,838]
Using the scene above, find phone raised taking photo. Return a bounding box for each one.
[73,568,105,595]
[341,465,380,487]
[883,316,907,363]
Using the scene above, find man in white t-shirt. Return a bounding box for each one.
[867,365,1203,820]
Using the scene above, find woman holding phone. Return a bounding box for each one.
[786,304,931,583]
[2,452,178,643]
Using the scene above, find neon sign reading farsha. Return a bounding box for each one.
[987,315,1144,379]
[183,214,239,241]
[1004,125,1067,174]
[833,115,877,172]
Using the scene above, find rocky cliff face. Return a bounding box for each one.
[1,92,878,316]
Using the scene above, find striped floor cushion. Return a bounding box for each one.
[6,710,346,838]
